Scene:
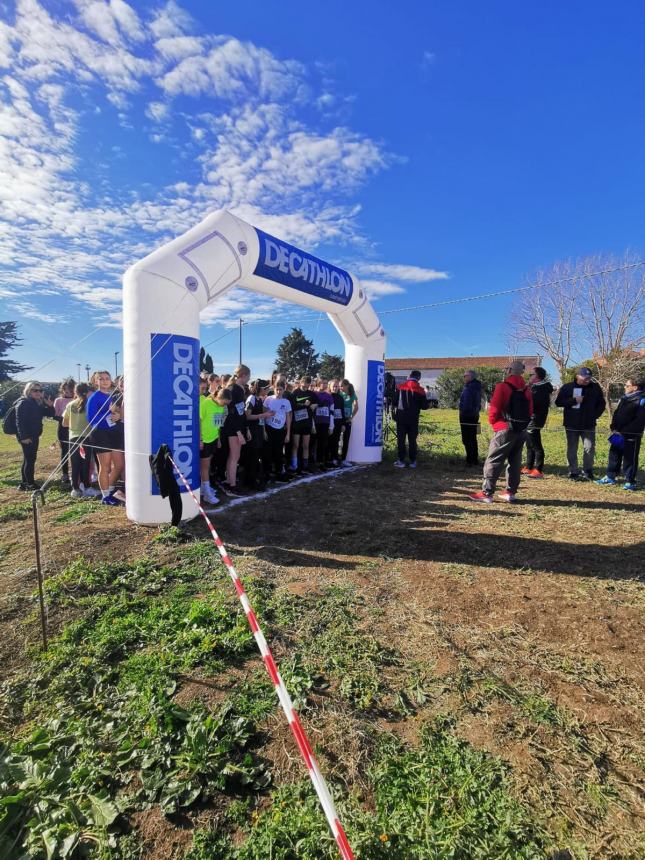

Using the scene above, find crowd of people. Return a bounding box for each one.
[6,366,359,507]
[6,359,643,507]
[447,361,644,502]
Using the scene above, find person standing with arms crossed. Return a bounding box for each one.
[555,367,606,480]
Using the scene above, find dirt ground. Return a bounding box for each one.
[1,433,644,855]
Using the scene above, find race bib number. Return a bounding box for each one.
[294,408,308,422]
[212,413,224,428]
[235,402,245,416]
[316,406,329,418]
[334,408,343,419]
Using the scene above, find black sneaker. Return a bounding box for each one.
[584,470,594,480]
[223,484,245,497]
[568,472,581,480]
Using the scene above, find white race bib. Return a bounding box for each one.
[316,406,329,418]
[333,408,343,419]
[294,408,308,422]
[235,401,245,416]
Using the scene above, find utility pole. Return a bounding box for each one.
[239,318,243,366]
[76,363,81,382]
[114,351,119,378]
[85,364,90,382]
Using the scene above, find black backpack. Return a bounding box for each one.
[504,382,531,432]
[2,399,21,435]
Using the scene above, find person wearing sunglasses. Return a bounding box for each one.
[15,381,54,490]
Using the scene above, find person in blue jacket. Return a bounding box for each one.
[596,377,645,490]
[459,370,482,466]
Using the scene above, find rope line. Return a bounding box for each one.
[168,455,355,860]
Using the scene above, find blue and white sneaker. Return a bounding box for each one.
[595,476,616,485]
[623,482,637,491]
[409,461,417,469]
[101,493,120,506]
[393,461,406,468]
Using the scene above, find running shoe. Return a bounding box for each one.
[201,487,219,504]
[526,469,544,479]
[584,471,595,481]
[341,460,352,467]
[568,472,582,480]
[409,462,417,469]
[623,482,637,491]
[101,493,121,506]
[393,461,406,468]
[83,487,101,497]
[468,491,493,504]
[498,491,518,503]
[112,490,127,503]
[70,488,84,499]
[520,467,531,475]
[595,476,616,485]
[223,484,245,497]
[61,475,71,485]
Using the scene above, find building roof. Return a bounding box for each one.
[385,356,541,371]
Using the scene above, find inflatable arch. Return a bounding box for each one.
[123,210,386,524]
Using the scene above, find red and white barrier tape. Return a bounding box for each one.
[168,456,355,860]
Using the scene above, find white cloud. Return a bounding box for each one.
[149,0,194,39]
[145,100,169,121]
[0,0,395,330]
[360,279,406,297]
[73,0,145,46]
[356,262,449,282]
[157,37,308,104]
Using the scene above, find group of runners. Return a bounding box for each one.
[196,365,359,506]
[8,365,360,508]
[9,357,643,508]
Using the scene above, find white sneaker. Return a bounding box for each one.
[341,460,352,467]
[70,488,83,499]
[83,487,101,498]
[393,461,406,468]
[498,491,517,503]
[112,489,127,503]
[201,488,219,505]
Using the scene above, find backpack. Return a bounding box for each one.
[504,382,531,432]
[2,399,21,435]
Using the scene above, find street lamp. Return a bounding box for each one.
[76,363,81,382]
[114,351,119,378]
[85,364,90,382]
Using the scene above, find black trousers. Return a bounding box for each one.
[608,436,641,483]
[396,420,419,463]
[20,439,39,485]
[460,422,479,464]
[57,424,70,477]
[70,440,91,490]
[315,424,330,464]
[266,426,287,474]
[328,425,342,464]
[525,427,545,471]
[341,421,352,461]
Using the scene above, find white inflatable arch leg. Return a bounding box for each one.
[123,210,386,524]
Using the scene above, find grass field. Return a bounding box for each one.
[0,412,643,859]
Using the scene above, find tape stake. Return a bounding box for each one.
[168,456,355,860]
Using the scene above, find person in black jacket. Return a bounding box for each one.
[596,377,645,490]
[394,370,429,468]
[15,381,55,490]
[555,367,606,479]
[522,366,553,478]
[458,370,482,465]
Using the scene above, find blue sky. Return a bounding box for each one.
[1,0,644,381]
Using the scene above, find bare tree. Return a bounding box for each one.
[509,259,583,379]
[510,254,645,393]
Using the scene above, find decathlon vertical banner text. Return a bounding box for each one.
[150,333,199,494]
[364,359,385,446]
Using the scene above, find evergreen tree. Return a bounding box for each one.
[275,328,320,379]
[0,322,30,381]
[199,346,214,374]
[318,352,344,379]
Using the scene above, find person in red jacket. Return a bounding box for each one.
[394,370,429,468]
[469,360,533,503]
